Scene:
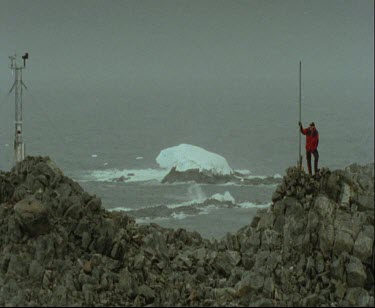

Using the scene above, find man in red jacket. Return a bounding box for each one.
[299,121,319,175]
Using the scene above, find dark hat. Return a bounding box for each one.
[309,122,315,126]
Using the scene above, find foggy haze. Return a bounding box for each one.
[0,0,373,172]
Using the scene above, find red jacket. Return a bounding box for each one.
[300,126,319,151]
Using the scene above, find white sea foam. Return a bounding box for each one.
[209,191,235,204]
[243,175,267,179]
[234,169,252,175]
[112,198,271,222]
[167,191,235,209]
[79,168,169,183]
[187,184,207,203]
[78,166,281,185]
[171,212,188,220]
[238,202,271,209]
[166,191,233,209]
[166,199,202,209]
[108,207,134,212]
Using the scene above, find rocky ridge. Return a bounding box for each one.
[0,156,373,306]
[161,167,282,185]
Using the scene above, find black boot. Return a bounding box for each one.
[307,164,312,175]
[314,159,319,175]
[307,152,312,175]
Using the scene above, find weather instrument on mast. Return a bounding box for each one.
[8,52,29,164]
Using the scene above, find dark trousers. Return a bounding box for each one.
[306,150,319,175]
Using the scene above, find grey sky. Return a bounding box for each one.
[1,0,373,93]
[0,0,374,172]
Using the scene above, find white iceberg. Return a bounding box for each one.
[156,144,233,176]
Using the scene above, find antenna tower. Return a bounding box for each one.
[8,52,29,164]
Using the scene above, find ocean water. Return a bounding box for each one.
[0,83,373,239]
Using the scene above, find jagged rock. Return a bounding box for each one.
[272,200,286,216]
[256,210,275,231]
[272,191,283,202]
[331,255,346,281]
[161,167,228,184]
[355,195,374,211]
[6,254,29,277]
[213,251,241,277]
[314,194,335,220]
[0,157,374,307]
[113,175,130,182]
[249,298,274,307]
[319,223,335,255]
[138,285,155,303]
[28,260,44,281]
[85,197,102,212]
[261,229,282,250]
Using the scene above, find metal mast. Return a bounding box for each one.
[9,53,28,164]
[298,61,302,169]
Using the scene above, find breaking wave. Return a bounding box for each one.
[78,168,169,183]
[77,168,281,185]
[109,191,271,222]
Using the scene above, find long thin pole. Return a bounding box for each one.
[298,61,302,169]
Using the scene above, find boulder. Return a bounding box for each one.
[346,256,367,288]
[235,271,265,295]
[13,197,50,236]
[353,231,373,262]
[333,230,354,256]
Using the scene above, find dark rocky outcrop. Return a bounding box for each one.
[161,167,233,184]
[0,156,373,306]
[161,166,282,185]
